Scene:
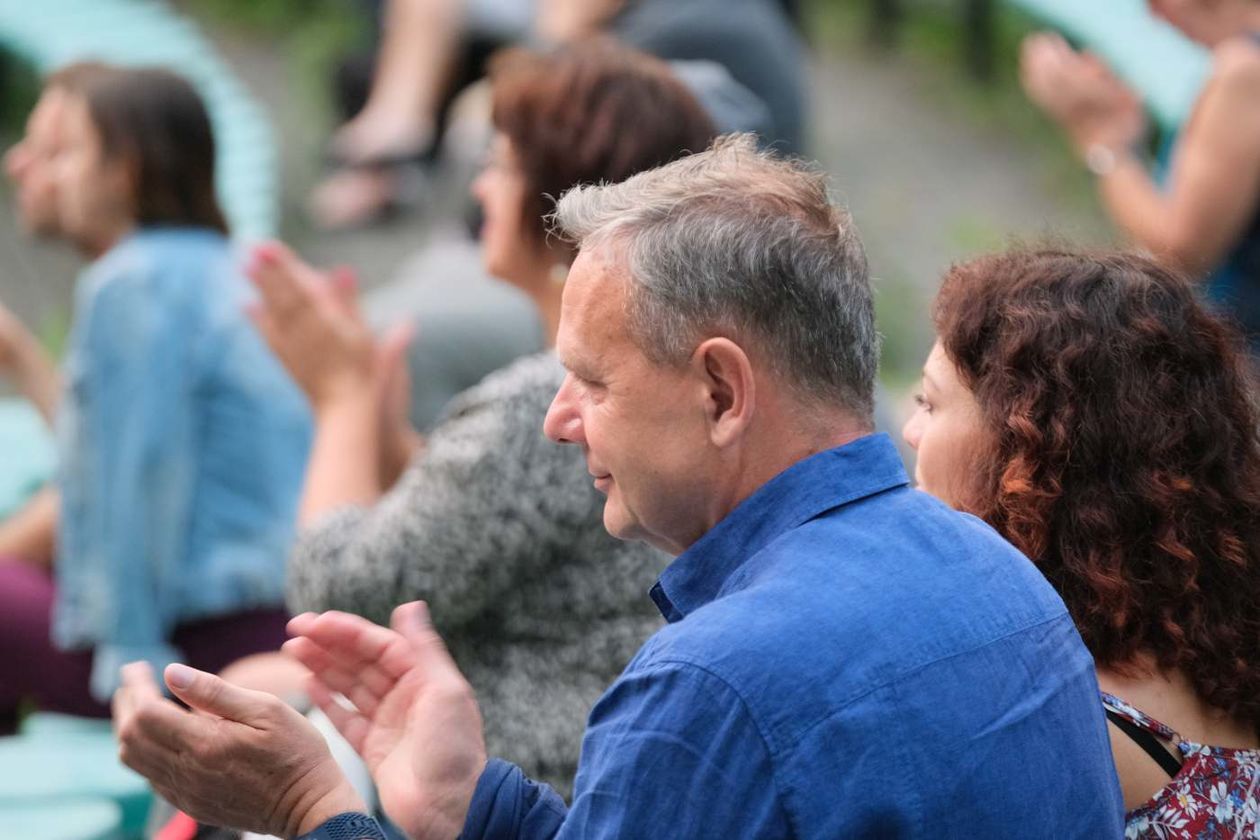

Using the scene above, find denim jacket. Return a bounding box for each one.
[53,228,311,700]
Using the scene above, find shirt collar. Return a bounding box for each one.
[651,433,908,622]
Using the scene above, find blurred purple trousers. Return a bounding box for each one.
[0,562,289,733]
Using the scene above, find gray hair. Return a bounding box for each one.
[552,134,878,421]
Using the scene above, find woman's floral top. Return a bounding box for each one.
[1103,692,1260,839]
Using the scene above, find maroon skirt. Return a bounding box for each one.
[0,561,290,733]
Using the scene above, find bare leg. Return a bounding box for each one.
[333,0,465,164]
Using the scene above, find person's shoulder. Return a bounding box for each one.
[641,485,1069,701]
[125,226,230,260]
[803,481,1029,568]
[93,228,231,292]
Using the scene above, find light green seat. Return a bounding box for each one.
[1005,0,1210,131]
[0,797,123,840]
[2,717,152,838]
[19,712,115,739]
[0,0,279,240]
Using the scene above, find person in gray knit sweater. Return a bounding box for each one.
[242,40,717,796]
[287,353,665,792]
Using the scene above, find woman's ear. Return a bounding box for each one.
[692,337,756,448]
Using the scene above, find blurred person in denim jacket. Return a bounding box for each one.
[0,66,310,731]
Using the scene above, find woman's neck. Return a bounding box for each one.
[81,219,135,261]
[1098,660,1259,747]
[515,256,568,348]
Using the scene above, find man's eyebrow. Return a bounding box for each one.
[558,346,595,375]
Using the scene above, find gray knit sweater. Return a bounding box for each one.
[286,352,669,795]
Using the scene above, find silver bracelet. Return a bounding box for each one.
[1084,144,1124,177]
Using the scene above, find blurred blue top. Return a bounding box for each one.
[53,227,311,701]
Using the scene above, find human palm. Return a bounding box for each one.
[286,603,487,840]
[1021,32,1147,153]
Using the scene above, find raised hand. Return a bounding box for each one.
[113,661,366,837]
[246,241,376,409]
[285,602,487,840]
[1020,32,1147,155]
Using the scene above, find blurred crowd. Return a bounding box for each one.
[2,1,1260,839]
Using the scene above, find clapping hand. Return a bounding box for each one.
[285,602,488,840]
[113,661,367,837]
[246,242,420,483]
[246,242,377,410]
[1021,32,1147,156]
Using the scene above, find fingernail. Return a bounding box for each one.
[255,242,279,264]
[166,663,194,690]
[332,266,358,291]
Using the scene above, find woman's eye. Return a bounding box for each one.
[913,393,932,413]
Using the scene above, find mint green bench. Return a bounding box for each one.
[2,798,124,840]
[2,714,151,838]
[0,0,278,240]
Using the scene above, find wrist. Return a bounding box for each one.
[1080,141,1137,178]
[295,812,386,840]
[311,376,377,416]
[403,759,486,840]
[291,778,369,837]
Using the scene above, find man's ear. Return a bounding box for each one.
[692,337,755,447]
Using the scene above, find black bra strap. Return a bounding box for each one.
[1106,709,1184,778]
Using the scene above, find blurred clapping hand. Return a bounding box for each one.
[1020,32,1148,156]
[246,242,377,409]
[246,243,421,494]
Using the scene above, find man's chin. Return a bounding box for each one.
[601,505,637,543]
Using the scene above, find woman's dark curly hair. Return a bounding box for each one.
[934,248,1260,727]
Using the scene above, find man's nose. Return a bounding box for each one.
[544,377,583,445]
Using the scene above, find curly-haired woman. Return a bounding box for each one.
[903,249,1260,839]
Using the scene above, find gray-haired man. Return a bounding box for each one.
[114,136,1123,839]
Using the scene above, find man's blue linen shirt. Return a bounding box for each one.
[352,434,1124,837]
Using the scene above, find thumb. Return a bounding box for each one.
[375,322,415,389]
[377,321,416,366]
[328,265,362,320]
[391,601,459,675]
[164,663,270,725]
